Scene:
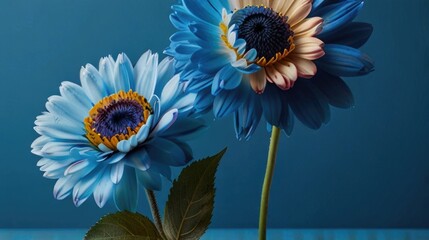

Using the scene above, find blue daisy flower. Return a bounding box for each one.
[166,0,374,139]
[31,51,206,211]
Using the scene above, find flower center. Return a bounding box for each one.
[84,90,152,150]
[231,6,295,66]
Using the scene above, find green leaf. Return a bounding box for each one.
[163,148,226,240]
[85,211,162,240]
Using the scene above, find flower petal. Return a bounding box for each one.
[113,53,134,92]
[32,136,51,153]
[182,0,225,25]
[174,44,201,62]
[38,141,74,157]
[185,74,213,92]
[149,95,161,123]
[170,4,197,29]
[45,95,86,124]
[212,65,242,95]
[171,92,197,114]
[312,70,354,108]
[80,64,107,103]
[292,37,325,60]
[313,0,364,37]
[64,159,92,176]
[38,158,73,172]
[135,50,159,99]
[278,94,294,135]
[161,118,207,139]
[322,22,373,48]
[249,69,267,94]
[261,84,282,127]
[191,49,230,74]
[59,81,92,110]
[189,22,220,41]
[316,44,374,77]
[213,81,250,118]
[145,138,190,166]
[288,80,329,129]
[73,169,102,207]
[287,0,312,27]
[53,175,80,200]
[136,169,162,191]
[110,161,125,184]
[93,168,114,208]
[312,0,325,10]
[33,125,86,142]
[136,117,153,144]
[154,57,175,95]
[104,152,127,164]
[151,108,178,136]
[98,55,116,95]
[194,87,214,114]
[234,92,263,140]
[287,56,317,79]
[150,162,172,181]
[113,167,138,212]
[98,143,113,153]
[124,148,151,171]
[272,0,293,15]
[35,113,84,136]
[116,139,132,153]
[160,74,181,108]
[293,17,324,38]
[266,61,298,90]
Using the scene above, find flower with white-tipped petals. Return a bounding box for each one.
[32,51,206,211]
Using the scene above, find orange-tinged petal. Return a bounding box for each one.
[265,61,298,90]
[292,37,325,60]
[261,0,271,7]
[273,0,293,15]
[287,56,317,78]
[229,0,241,10]
[266,66,287,90]
[249,69,267,94]
[293,17,324,37]
[244,0,255,6]
[287,0,312,27]
[275,61,298,88]
[294,36,324,47]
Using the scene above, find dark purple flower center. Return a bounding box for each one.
[231,6,294,61]
[84,90,153,149]
[92,99,144,138]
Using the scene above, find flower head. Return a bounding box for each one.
[32,51,205,211]
[167,0,374,139]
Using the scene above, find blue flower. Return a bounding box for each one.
[166,0,373,139]
[32,51,206,211]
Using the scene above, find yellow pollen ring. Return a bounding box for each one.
[226,5,295,67]
[84,90,153,151]
[256,36,295,67]
[220,22,245,60]
[220,24,295,67]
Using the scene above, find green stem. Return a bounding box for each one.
[258,126,281,240]
[145,189,167,240]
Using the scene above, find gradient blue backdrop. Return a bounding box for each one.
[0,0,428,228]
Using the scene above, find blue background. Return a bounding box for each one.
[0,0,428,228]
